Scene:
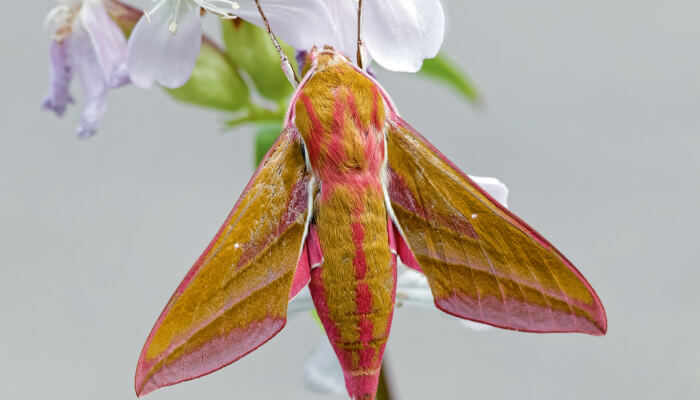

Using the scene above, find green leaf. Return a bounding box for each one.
[222,20,296,102]
[226,105,286,131]
[419,54,481,104]
[166,40,250,111]
[254,122,283,165]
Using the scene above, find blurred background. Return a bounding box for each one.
[2,0,699,399]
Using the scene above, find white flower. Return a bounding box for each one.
[42,0,129,138]
[126,0,334,89]
[290,175,507,395]
[324,0,446,72]
[127,0,446,88]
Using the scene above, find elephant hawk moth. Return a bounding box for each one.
[135,46,607,400]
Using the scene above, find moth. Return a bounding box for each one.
[134,47,607,399]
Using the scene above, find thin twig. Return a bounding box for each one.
[254,0,299,86]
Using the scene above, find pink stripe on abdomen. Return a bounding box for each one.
[309,185,395,399]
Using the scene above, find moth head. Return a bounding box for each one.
[303,45,351,76]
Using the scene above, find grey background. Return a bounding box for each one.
[2,0,699,399]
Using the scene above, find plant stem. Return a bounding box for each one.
[376,360,395,400]
[225,104,284,130]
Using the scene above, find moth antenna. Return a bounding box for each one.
[254,0,299,87]
[356,0,367,70]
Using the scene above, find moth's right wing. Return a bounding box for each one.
[385,118,606,335]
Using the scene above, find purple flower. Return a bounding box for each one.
[43,39,74,117]
[43,0,129,139]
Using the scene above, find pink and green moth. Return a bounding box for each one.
[134,47,607,400]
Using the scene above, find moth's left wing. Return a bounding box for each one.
[135,127,312,396]
[385,118,606,335]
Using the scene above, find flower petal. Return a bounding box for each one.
[469,175,509,207]
[42,39,74,116]
[76,89,108,139]
[127,3,202,89]
[363,0,445,72]
[231,0,334,52]
[303,339,346,395]
[295,49,308,75]
[70,24,109,139]
[80,0,129,87]
[396,265,434,309]
[396,265,493,332]
[323,0,359,61]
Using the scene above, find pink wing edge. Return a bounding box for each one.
[135,128,317,396]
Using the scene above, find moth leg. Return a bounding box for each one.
[254,0,299,87]
[356,0,367,70]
